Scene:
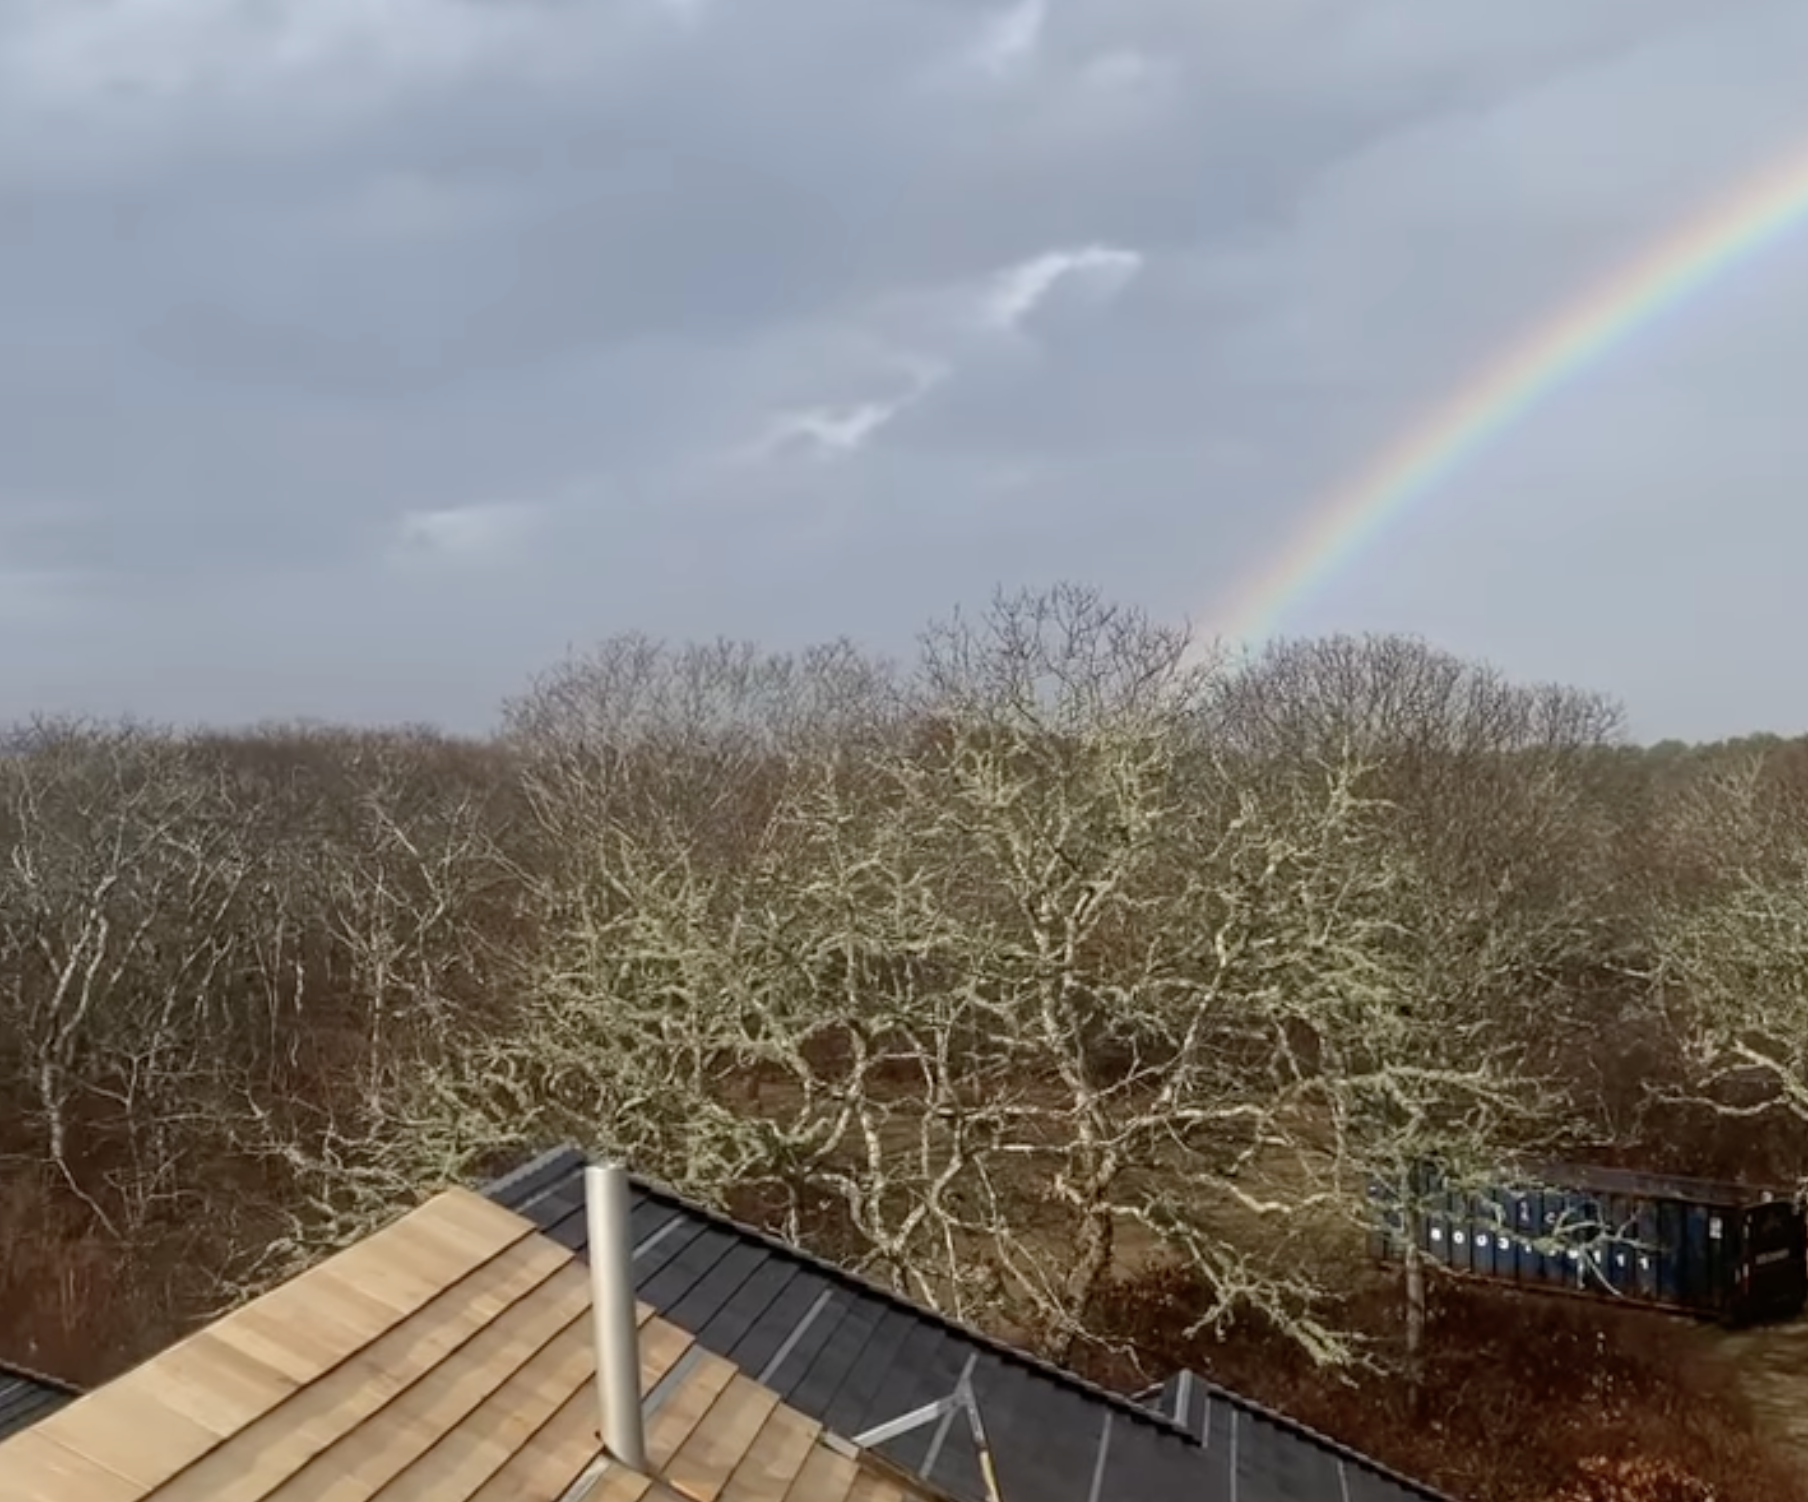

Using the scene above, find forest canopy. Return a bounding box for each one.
[3,585,1805,1501]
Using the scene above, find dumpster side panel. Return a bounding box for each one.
[1368,1164,1806,1327]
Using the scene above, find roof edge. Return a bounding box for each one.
[0,1357,82,1396]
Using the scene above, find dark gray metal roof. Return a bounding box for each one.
[1526,1158,1791,1208]
[0,1360,78,1442]
[483,1145,1454,1502]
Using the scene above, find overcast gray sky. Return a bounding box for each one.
[3,0,1806,739]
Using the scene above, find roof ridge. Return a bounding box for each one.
[480,1145,1195,1445]
[632,1172,1198,1442]
[0,1357,82,1396]
[480,1144,1450,1498]
[480,1141,588,1209]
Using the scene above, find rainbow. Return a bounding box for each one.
[1214,144,1808,643]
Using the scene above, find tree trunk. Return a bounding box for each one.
[1403,1235,1428,1417]
[1050,1204,1115,1363]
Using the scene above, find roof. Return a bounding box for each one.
[1527,1159,1794,1209]
[485,1145,1456,1502]
[0,1187,951,1502]
[0,1360,79,1444]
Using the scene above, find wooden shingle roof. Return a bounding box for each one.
[0,1188,952,1502]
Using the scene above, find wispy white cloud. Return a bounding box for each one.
[978,243,1146,332]
[756,401,906,461]
[742,360,946,465]
[732,241,1146,468]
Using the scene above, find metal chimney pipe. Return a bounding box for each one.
[585,1162,647,1472]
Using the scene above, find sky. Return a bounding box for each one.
[3,0,1808,740]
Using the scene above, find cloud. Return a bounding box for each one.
[389,503,539,563]
[730,238,1145,471]
[753,402,907,462]
[741,360,947,465]
[964,0,1048,79]
[1,0,1803,739]
[0,0,533,105]
[0,0,673,183]
[978,243,1146,332]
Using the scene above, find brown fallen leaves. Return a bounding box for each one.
[1550,1456,1715,1502]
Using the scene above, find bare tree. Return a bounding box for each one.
[1206,633,1623,765]
[1650,753,1808,1155]
[1297,843,1583,1394]
[513,743,1018,1318]
[213,728,536,1274]
[320,733,519,1120]
[887,588,1354,1358]
[0,721,253,1238]
[500,591,1385,1361]
[1207,636,1617,1388]
[502,633,898,872]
